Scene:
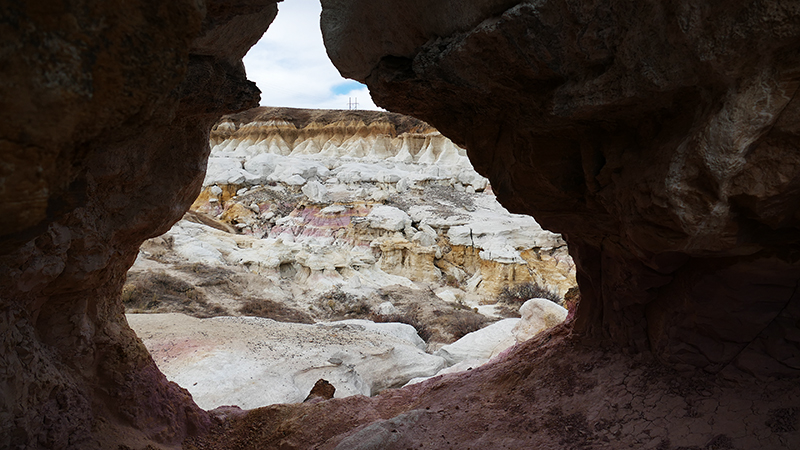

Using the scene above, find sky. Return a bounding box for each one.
[243,0,381,110]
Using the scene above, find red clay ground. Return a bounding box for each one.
[184,323,800,449]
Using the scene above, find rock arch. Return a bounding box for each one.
[2,0,800,448]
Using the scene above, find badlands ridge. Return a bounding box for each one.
[127,107,575,409]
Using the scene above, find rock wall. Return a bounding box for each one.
[321,0,800,377]
[0,1,278,448]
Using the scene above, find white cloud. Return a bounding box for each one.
[243,0,382,111]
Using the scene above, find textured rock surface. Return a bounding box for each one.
[0,1,277,448]
[322,0,800,376]
[176,0,800,447]
[5,0,800,448]
[127,314,445,410]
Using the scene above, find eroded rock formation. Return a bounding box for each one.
[4,0,800,448]
[0,1,278,448]
[134,107,574,317]
[126,107,579,409]
[322,0,800,377]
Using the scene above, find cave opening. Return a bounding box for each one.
[124,0,578,413]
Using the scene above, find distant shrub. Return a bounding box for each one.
[238,298,314,324]
[122,271,229,318]
[369,312,433,342]
[443,273,461,288]
[563,286,581,315]
[317,288,371,320]
[498,282,561,305]
[447,310,489,340]
[496,282,562,318]
[450,299,474,311]
[174,263,234,286]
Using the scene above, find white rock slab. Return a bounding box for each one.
[127,313,445,410]
[403,358,488,387]
[413,299,568,384]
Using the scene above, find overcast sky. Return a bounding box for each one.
[243,0,381,110]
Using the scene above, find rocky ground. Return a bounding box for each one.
[184,325,800,450]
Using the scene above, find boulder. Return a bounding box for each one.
[435,318,520,365]
[375,301,399,316]
[512,298,568,344]
[302,180,330,203]
[367,205,412,231]
[304,379,336,402]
